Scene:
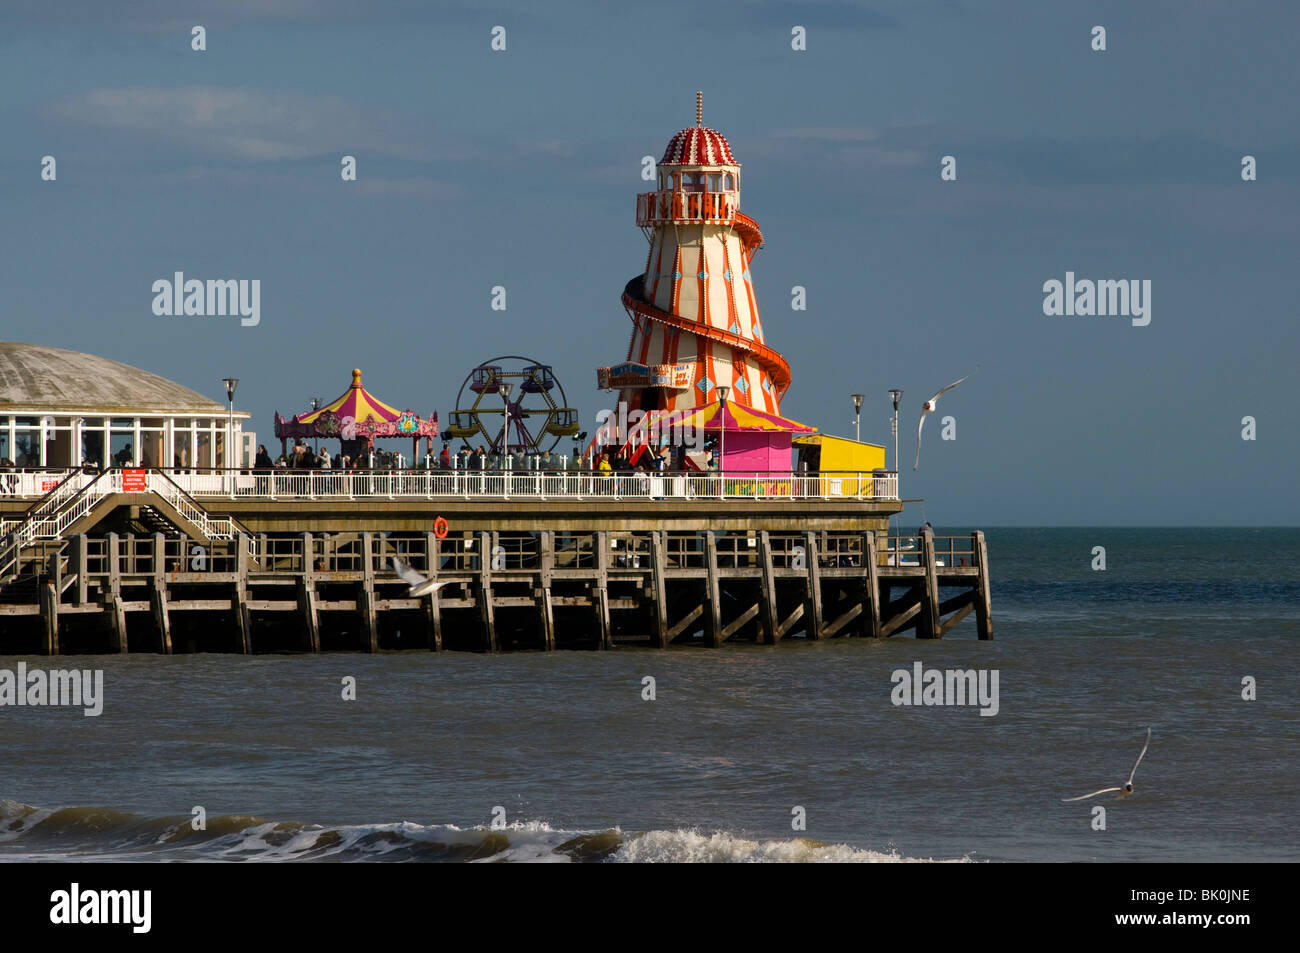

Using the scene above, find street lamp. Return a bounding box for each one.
[717,384,730,496]
[851,393,864,442]
[571,430,587,470]
[497,382,513,456]
[888,388,903,493]
[310,397,321,452]
[221,378,239,469]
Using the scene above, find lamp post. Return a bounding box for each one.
[717,384,730,497]
[888,388,903,496]
[497,382,512,458]
[221,378,239,470]
[851,393,864,442]
[310,397,321,453]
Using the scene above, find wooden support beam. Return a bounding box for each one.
[919,527,940,639]
[359,532,379,652]
[821,601,863,638]
[938,602,976,637]
[721,602,760,640]
[880,599,923,638]
[538,530,555,650]
[594,531,610,649]
[151,586,172,654]
[151,533,172,654]
[424,531,442,651]
[667,603,704,641]
[878,582,930,634]
[40,580,59,656]
[297,577,320,652]
[235,534,252,654]
[479,531,496,652]
[650,531,669,648]
[973,531,993,640]
[938,589,977,616]
[882,585,921,619]
[775,602,804,640]
[804,531,823,639]
[47,545,62,615]
[72,534,88,606]
[106,533,128,653]
[704,532,722,647]
[758,531,777,645]
[863,531,882,638]
[594,585,611,650]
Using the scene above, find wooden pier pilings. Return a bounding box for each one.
[0,527,991,654]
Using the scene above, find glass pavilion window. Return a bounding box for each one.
[81,417,106,467]
[13,417,38,466]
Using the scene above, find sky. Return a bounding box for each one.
[1,0,1296,525]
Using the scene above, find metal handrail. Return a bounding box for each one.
[142,468,900,503]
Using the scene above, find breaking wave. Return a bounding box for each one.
[0,799,967,863]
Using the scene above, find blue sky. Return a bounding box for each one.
[2,0,1296,524]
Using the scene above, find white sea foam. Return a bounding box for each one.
[609,829,966,864]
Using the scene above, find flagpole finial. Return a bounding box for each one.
[696,91,702,127]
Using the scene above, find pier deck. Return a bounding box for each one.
[0,527,990,654]
[0,467,990,654]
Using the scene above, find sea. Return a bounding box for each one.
[1,528,1296,863]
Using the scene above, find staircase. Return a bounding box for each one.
[1,468,253,581]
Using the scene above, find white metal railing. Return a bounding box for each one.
[0,468,76,498]
[2,469,241,544]
[2,467,899,506]
[143,468,900,502]
[146,470,240,540]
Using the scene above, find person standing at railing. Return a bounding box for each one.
[255,445,274,470]
[440,444,451,470]
[317,448,331,469]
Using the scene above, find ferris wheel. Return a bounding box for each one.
[443,356,581,454]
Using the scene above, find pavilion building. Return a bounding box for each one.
[0,341,250,469]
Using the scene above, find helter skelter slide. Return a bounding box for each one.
[597,94,793,422]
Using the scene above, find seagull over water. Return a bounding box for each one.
[914,371,974,470]
[391,557,450,597]
[1062,727,1152,802]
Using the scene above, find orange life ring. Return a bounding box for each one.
[433,516,449,539]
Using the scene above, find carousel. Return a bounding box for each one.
[273,368,438,463]
[622,400,816,472]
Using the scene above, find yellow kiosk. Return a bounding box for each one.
[793,434,888,498]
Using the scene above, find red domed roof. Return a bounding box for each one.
[660,126,738,166]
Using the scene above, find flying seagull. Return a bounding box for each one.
[391,557,450,597]
[913,372,974,470]
[1062,727,1152,802]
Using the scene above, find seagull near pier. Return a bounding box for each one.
[391,557,450,597]
[913,371,974,470]
[1062,727,1152,802]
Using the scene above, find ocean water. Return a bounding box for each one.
[1,528,1296,862]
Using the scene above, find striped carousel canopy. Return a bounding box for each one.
[274,368,438,442]
[640,401,815,434]
[299,368,400,426]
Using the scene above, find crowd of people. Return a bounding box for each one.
[253,440,706,474]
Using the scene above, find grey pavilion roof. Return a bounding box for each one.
[0,341,228,415]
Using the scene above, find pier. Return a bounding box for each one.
[0,467,990,654]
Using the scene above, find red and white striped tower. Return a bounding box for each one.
[598,93,791,417]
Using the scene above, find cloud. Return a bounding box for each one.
[0,0,513,33]
[769,127,881,142]
[47,86,450,162]
[732,0,901,30]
